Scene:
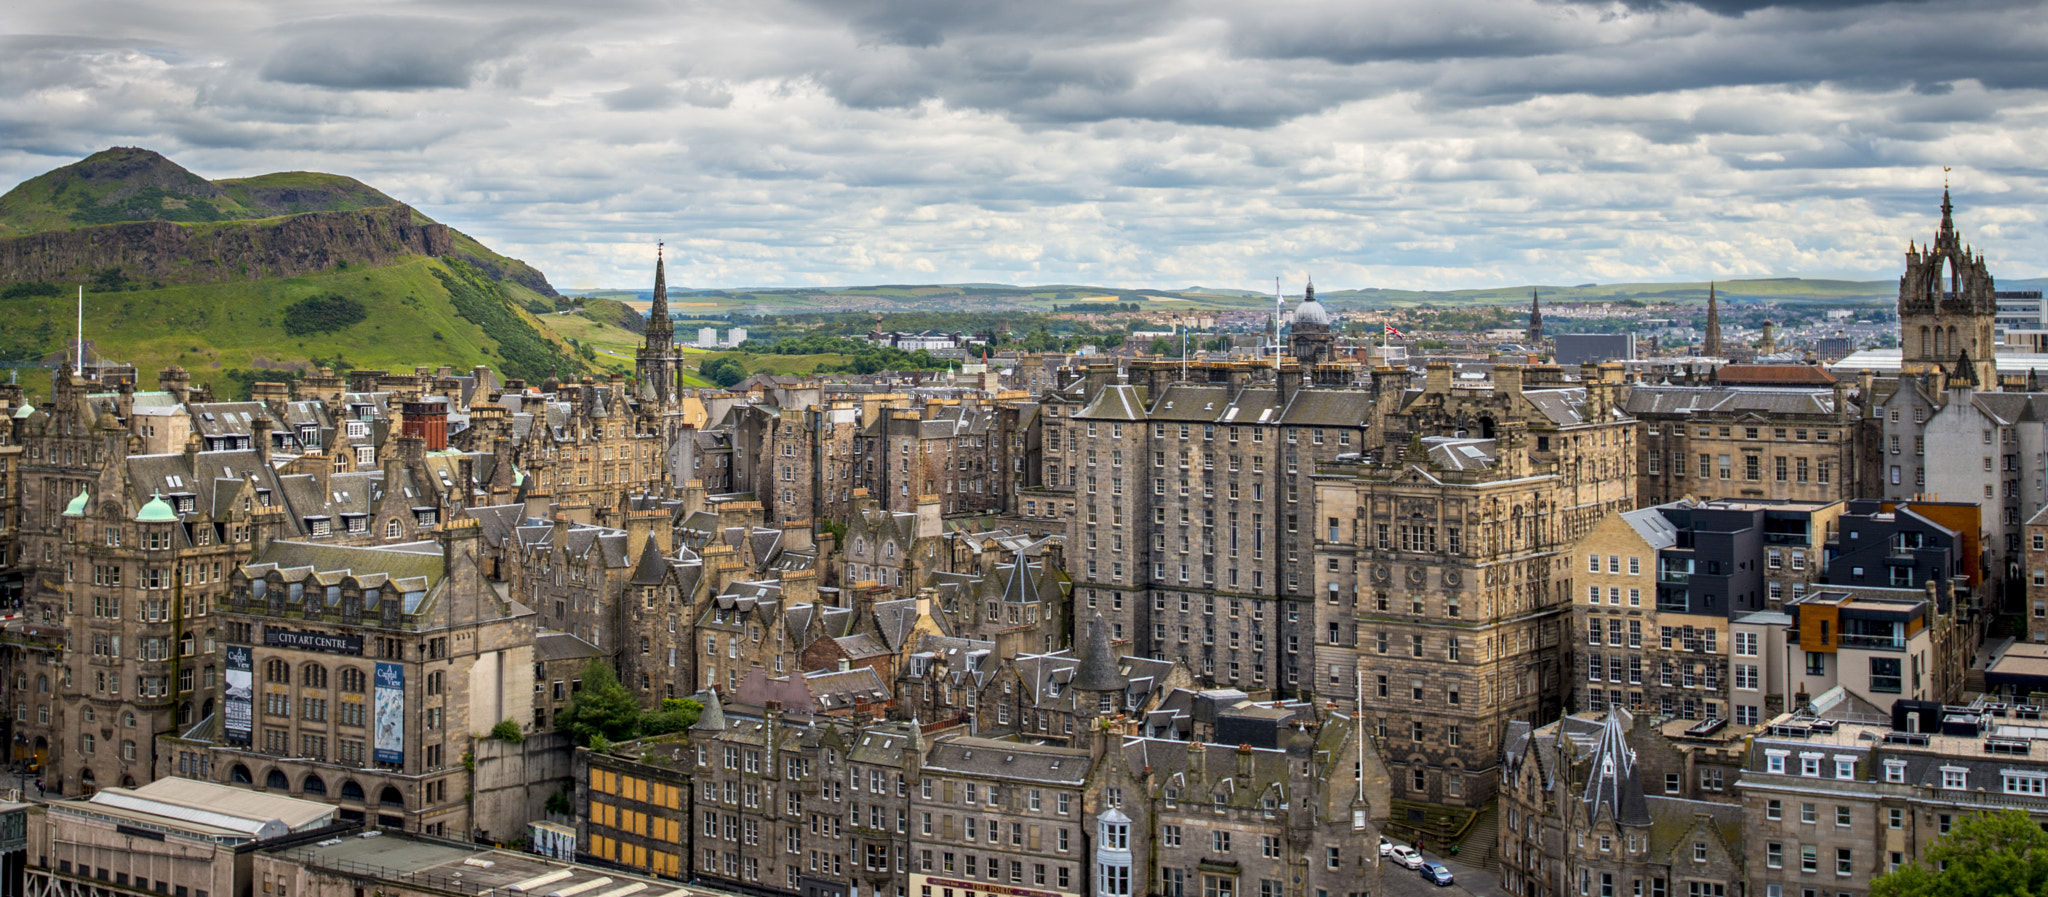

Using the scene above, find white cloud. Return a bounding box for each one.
[2,0,2046,291]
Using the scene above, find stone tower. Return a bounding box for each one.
[1070,612,1126,756]
[634,245,683,403]
[1527,288,1543,343]
[1702,283,1722,358]
[1899,189,1998,388]
[1289,279,1337,364]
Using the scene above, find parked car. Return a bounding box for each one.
[1388,845,1423,869]
[1420,862,1455,887]
[1379,837,1394,857]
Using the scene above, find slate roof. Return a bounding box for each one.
[1583,709,1651,826]
[536,631,605,663]
[1077,384,1146,421]
[922,735,1090,785]
[1623,385,1839,417]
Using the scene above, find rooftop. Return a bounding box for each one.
[268,830,720,897]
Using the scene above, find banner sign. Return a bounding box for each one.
[373,662,405,765]
[224,645,252,745]
[263,628,363,655]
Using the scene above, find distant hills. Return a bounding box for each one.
[0,148,587,394]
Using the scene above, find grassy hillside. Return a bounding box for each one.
[0,147,400,237]
[0,255,582,399]
[0,147,586,398]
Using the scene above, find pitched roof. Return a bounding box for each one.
[1584,709,1652,826]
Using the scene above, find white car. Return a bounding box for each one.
[1379,836,1394,857]
[1387,845,1424,869]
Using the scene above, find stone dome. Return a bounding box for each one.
[1293,293,1333,328]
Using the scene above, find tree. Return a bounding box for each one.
[1147,338,1176,357]
[699,355,748,387]
[640,698,704,736]
[553,660,643,746]
[1873,809,2048,897]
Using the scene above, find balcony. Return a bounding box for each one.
[1838,633,1907,651]
[1762,533,1811,547]
[1658,571,1690,584]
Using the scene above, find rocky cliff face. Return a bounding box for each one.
[0,204,453,285]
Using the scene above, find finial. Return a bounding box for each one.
[658,241,664,259]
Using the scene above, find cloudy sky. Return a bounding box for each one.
[3,0,2044,292]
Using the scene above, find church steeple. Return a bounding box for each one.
[647,242,673,344]
[1703,283,1722,357]
[636,244,682,406]
[1899,187,1997,387]
[1527,288,1543,343]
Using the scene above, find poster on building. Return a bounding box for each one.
[224,645,252,745]
[374,662,404,764]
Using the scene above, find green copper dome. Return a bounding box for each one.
[62,488,89,517]
[135,492,178,523]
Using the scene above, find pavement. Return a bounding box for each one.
[1380,848,1500,897]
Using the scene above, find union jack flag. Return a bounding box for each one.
[1384,324,1405,337]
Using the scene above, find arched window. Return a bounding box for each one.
[341,668,366,693]
[123,711,135,728]
[302,664,327,689]
[302,775,327,797]
[342,780,366,801]
[379,786,405,808]
[386,520,402,539]
[36,675,46,693]
[265,659,290,684]
[266,769,289,790]
[179,632,194,656]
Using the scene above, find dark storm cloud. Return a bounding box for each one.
[258,15,528,91]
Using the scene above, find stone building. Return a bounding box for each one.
[1313,362,1638,808]
[1033,346,1401,697]
[176,518,538,838]
[1571,499,1845,729]
[1735,703,2048,897]
[912,734,1092,897]
[1498,709,1745,897]
[839,494,948,597]
[1626,384,1868,506]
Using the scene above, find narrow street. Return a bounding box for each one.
[1379,851,1500,897]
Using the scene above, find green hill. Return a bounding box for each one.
[0,147,399,237]
[0,148,588,397]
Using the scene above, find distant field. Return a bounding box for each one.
[536,312,641,374]
[560,277,1903,317]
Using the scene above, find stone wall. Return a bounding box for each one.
[471,730,575,845]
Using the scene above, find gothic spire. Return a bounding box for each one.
[648,242,673,339]
[1941,185,1955,244]
[1527,288,1543,342]
[1703,283,1722,357]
